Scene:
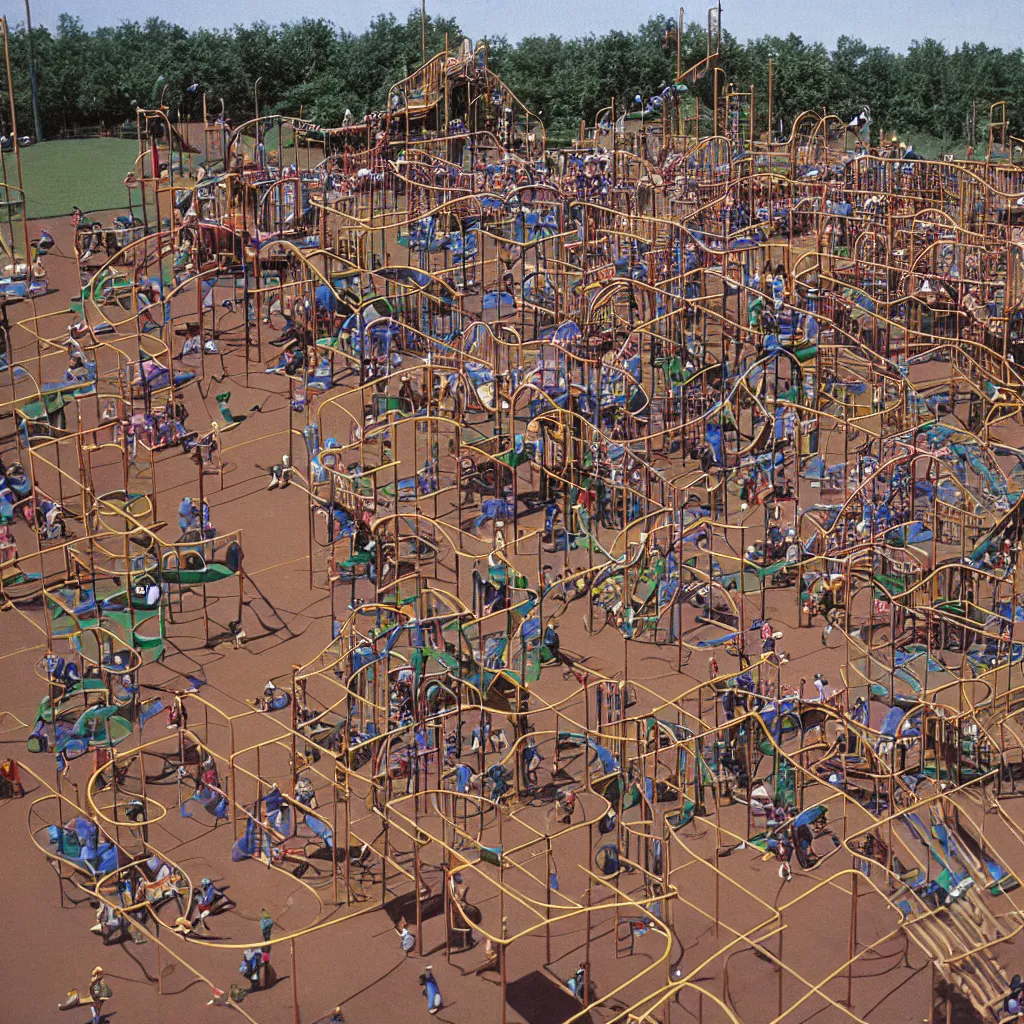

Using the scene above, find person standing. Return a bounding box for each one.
[87,967,111,1023]
[567,963,587,1001]
[239,948,261,991]
[261,782,287,833]
[777,833,794,882]
[813,672,828,701]
[259,907,276,986]
[420,966,443,1015]
[522,733,542,787]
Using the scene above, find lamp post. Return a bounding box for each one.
[254,77,263,167]
[23,0,43,141]
[420,0,427,67]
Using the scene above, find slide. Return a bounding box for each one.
[304,813,334,848]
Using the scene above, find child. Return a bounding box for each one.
[260,781,287,833]
[420,966,443,1015]
[396,916,416,954]
[522,734,542,786]
[267,454,293,489]
[567,963,586,1001]
[87,966,111,1023]
[229,619,247,648]
[178,322,203,357]
[193,877,236,929]
[0,525,18,564]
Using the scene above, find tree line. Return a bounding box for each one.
[1,10,1021,151]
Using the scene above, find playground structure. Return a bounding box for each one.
[6,10,1024,1024]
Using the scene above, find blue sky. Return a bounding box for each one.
[21,0,1024,51]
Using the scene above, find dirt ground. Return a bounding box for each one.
[0,206,1006,1024]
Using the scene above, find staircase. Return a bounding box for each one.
[904,887,1009,1019]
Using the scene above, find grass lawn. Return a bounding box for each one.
[3,138,141,219]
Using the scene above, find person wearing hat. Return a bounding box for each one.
[813,672,828,701]
[87,967,111,1022]
[260,781,287,834]
[267,454,292,489]
[193,877,236,930]
[260,907,275,944]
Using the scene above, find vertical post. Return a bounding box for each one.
[676,8,683,84]
[344,741,352,902]
[228,717,238,838]
[2,17,34,280]
[545,837,552,962]
[713,69,720,138]
[22,0,43,142]
[414,840,424,955]
[929,962,936,1024]
[202,92,209,164]
[381,776,390,910]
[583,886,592,1007]
[332,764,339,905]
[290,668,298,797]
[443,847,451,963]
[777,911,783,1018]
[421,0,427,66]
[847,871,857,1008]
[291,938,300,1024]
[500,916,508,1024]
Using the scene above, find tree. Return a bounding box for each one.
[0,12,1018,145]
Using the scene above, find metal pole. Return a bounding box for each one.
[847,872,857,1007]
[291,938,300,1024]
[421,0,427,67]
[23,0,43,142]
[676,8,683,83]
[2,18,34,275]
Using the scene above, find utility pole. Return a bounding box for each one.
[421,0,427,67]
[676,7,683,82]
[24,0,43,142]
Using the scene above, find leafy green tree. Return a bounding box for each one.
[0,9,1019,146]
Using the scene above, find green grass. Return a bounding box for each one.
[3,138,141,219]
